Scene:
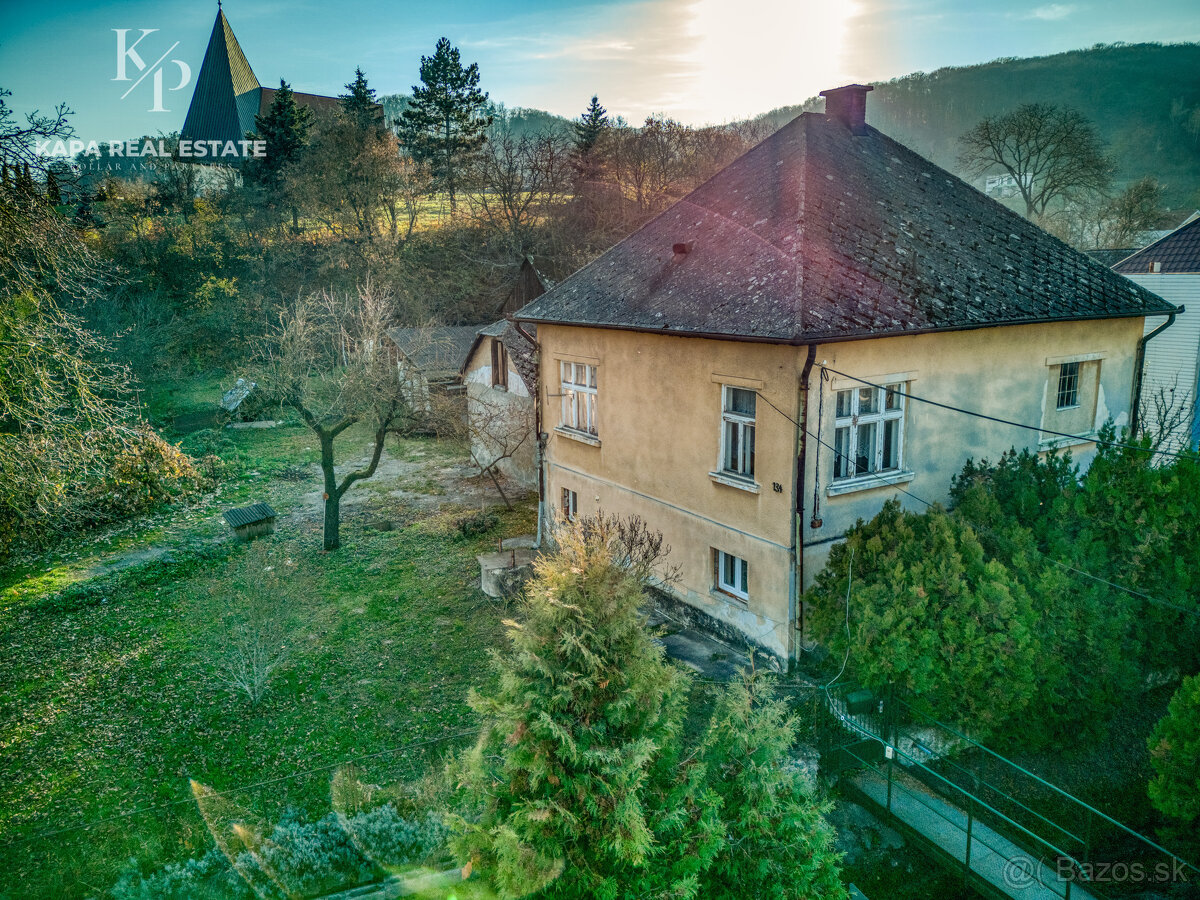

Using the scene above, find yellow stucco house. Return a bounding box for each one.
[514,85,1178,664]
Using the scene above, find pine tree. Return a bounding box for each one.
[247,80,312,187]
[450,516,716,899]
[396,37,492,213]
[246,80,313,230]
[45,170,61,205]
[339,67,380,132]
[698,673,847,900]
[573,95,609,153]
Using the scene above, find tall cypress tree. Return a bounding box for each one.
[396,37,491,213]
[339,67,380,133]
[573,95,609,153]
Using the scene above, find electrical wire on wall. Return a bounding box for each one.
[810,368,828,528]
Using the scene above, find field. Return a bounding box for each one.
[0,374,535,899]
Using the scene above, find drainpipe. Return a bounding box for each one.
[511,320,545,547]
[794,344,818,660]
[1130,307,1181,438]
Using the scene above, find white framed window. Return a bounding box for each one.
[1055,361,1080,409]
[560,361,597,436]
[833,383,905,481]
[714,549,749,602]
[720,386,756,479]
[561,488,577,521]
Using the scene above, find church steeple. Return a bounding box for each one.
[180,7,261,151]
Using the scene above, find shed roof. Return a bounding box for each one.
[385,325,481,377]
[223,503,277,528]
[516,110,1176,343]
[1112,215,1200,275]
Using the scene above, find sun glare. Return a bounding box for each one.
[686,0,858,122]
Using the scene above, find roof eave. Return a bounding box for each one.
[516,304,1182,347]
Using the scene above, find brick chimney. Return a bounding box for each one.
[820,84,874,135]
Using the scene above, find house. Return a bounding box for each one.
[1111,214,1200,451]
[514,84,1178,663]
[455,259,550,489]
[461,321,540,489]
[384,325,480,411]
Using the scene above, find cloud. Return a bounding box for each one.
[1027,4,1077,20]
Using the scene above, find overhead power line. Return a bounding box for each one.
[752,390,1200,622]
[819,364,1200,464]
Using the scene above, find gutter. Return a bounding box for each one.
[793,344,818,661]
[1129,306,1183,438]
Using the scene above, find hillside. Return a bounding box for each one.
[758,42,1200,207]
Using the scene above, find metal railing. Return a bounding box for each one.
[817,683,1200,900]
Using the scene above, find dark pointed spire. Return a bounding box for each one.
[181,7,261,149]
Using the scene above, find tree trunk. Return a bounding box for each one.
[320,431,340,550]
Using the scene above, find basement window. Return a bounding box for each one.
[714,549,749,602]
[561,488,577,521]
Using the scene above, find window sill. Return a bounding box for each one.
[827,470,915,497]
[709,471,761,494]
[1038,432,1096,452]
[710,587,749,606]
[554,425,601,447]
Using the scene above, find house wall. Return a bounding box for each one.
[538,316,1144,662]
[799,317,1143,586]
[539,326,803,660]
[1126,273,1200,451]
[463,340,537,488]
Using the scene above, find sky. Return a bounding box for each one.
[1,0,1198,144]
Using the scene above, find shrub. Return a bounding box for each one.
[807,500,1040,742]
[1148,674,1200,834]
[341,804,448,867]
[455,509,499,538]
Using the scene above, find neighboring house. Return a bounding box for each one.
[515,84,1177,663]
[1112,215,1200,451]
[461,321,540,488]
[385,325,479,410]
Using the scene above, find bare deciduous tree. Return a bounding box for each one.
[427,371,535,509]
[958,103,1114,221]
[213,607,290,705]
[468,129,573,253]
[1138,376,1196,452]
[259,280,415,550]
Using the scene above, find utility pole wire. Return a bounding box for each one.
[752,390,1200,622]
[819,364,1200,464]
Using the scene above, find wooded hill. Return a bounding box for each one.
[381,42,1200,208]
[758,42,1200,207]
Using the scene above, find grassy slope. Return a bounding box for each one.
[0,376,533,899]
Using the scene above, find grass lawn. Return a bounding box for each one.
[0,375,535,900]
